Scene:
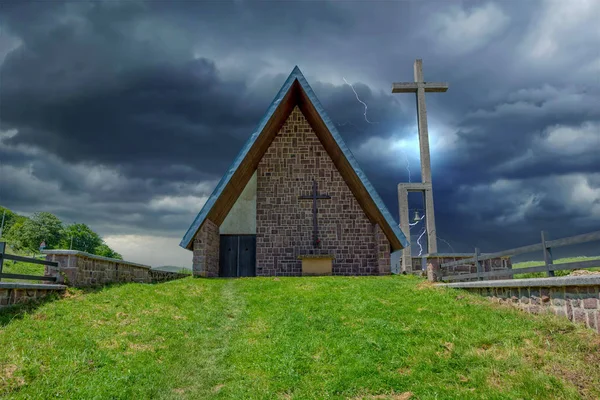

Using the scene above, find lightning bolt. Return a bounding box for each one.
[432,231,460,265]
[343,77,377,124]
[338,76,411,183]
[336,121,364,132]
[437,236,456,253]
[409,218,456,257]
[428,229,456,253]
[403,151,412,183]
[340,77,411,182]
[416,227,427,256]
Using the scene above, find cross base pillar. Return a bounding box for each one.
[398,183,438,271]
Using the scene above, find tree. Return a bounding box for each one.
[0,206,26,239]
[59,223,103,253]
[94,243,123,260]
[16,212,63,251]
[4,219,26,251]
[1,208,122,259]
[0,206,16,238]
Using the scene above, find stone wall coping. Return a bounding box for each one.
[42,250,151,270]
[417,253,510,258]
[0,282,67,290]
[438,275,600,289]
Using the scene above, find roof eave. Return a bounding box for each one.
[180,68,303,250]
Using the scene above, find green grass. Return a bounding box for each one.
[1,276,599,399]
[513,256,600,279]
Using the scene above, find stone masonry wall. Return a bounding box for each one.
[0,283,66,310]
[256,106,390,276]
[442,277,600,334]
[44,251,187,287]
[192,219,220,277]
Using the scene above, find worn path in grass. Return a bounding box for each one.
[1,276,599,399]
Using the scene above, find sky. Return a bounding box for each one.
[1,0,599,268]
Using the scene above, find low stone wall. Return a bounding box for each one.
[43,250,187,287]
[440,276,600,333]
[0,282,67,310]
[410,254,512,281]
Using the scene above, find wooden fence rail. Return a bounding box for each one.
[440,230,600,282]
[0,242,58,283]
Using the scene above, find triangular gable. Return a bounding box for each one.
[180,66,409,251]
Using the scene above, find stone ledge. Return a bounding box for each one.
[297,255,335,260]
[419,253,502,258]
[42,250,151,270]
[438,275,600,289]
[0,282,67,290]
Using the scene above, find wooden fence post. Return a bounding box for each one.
[475,247,483,281]
[0,242,5,282]
[541,230,554,277]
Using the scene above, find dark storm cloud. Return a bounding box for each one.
[0,0,271,180]
[1,56,264,178]
[1,0,599,261]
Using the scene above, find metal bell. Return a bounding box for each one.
[413,210,421,222]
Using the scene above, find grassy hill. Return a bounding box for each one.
[1,276,599,399]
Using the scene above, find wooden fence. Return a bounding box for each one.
[440,230,600,282]
[0,242,58,283]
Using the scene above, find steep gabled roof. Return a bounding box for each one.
[180,66,409,251]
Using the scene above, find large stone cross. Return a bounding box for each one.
[392,59,448,267]
[299,179,331,248]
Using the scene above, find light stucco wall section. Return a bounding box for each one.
[220,171,257,235]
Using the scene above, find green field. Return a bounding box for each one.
[512,256,600,279]
[1,276,599,399]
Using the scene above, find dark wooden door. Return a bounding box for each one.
[238,235,256,277]
[219,235,256,277]
[219,235,238,277]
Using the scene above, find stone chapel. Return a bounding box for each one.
[180,67,408,277]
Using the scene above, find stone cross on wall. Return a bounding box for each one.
[298,179,331,248]
[393,59,448,269]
